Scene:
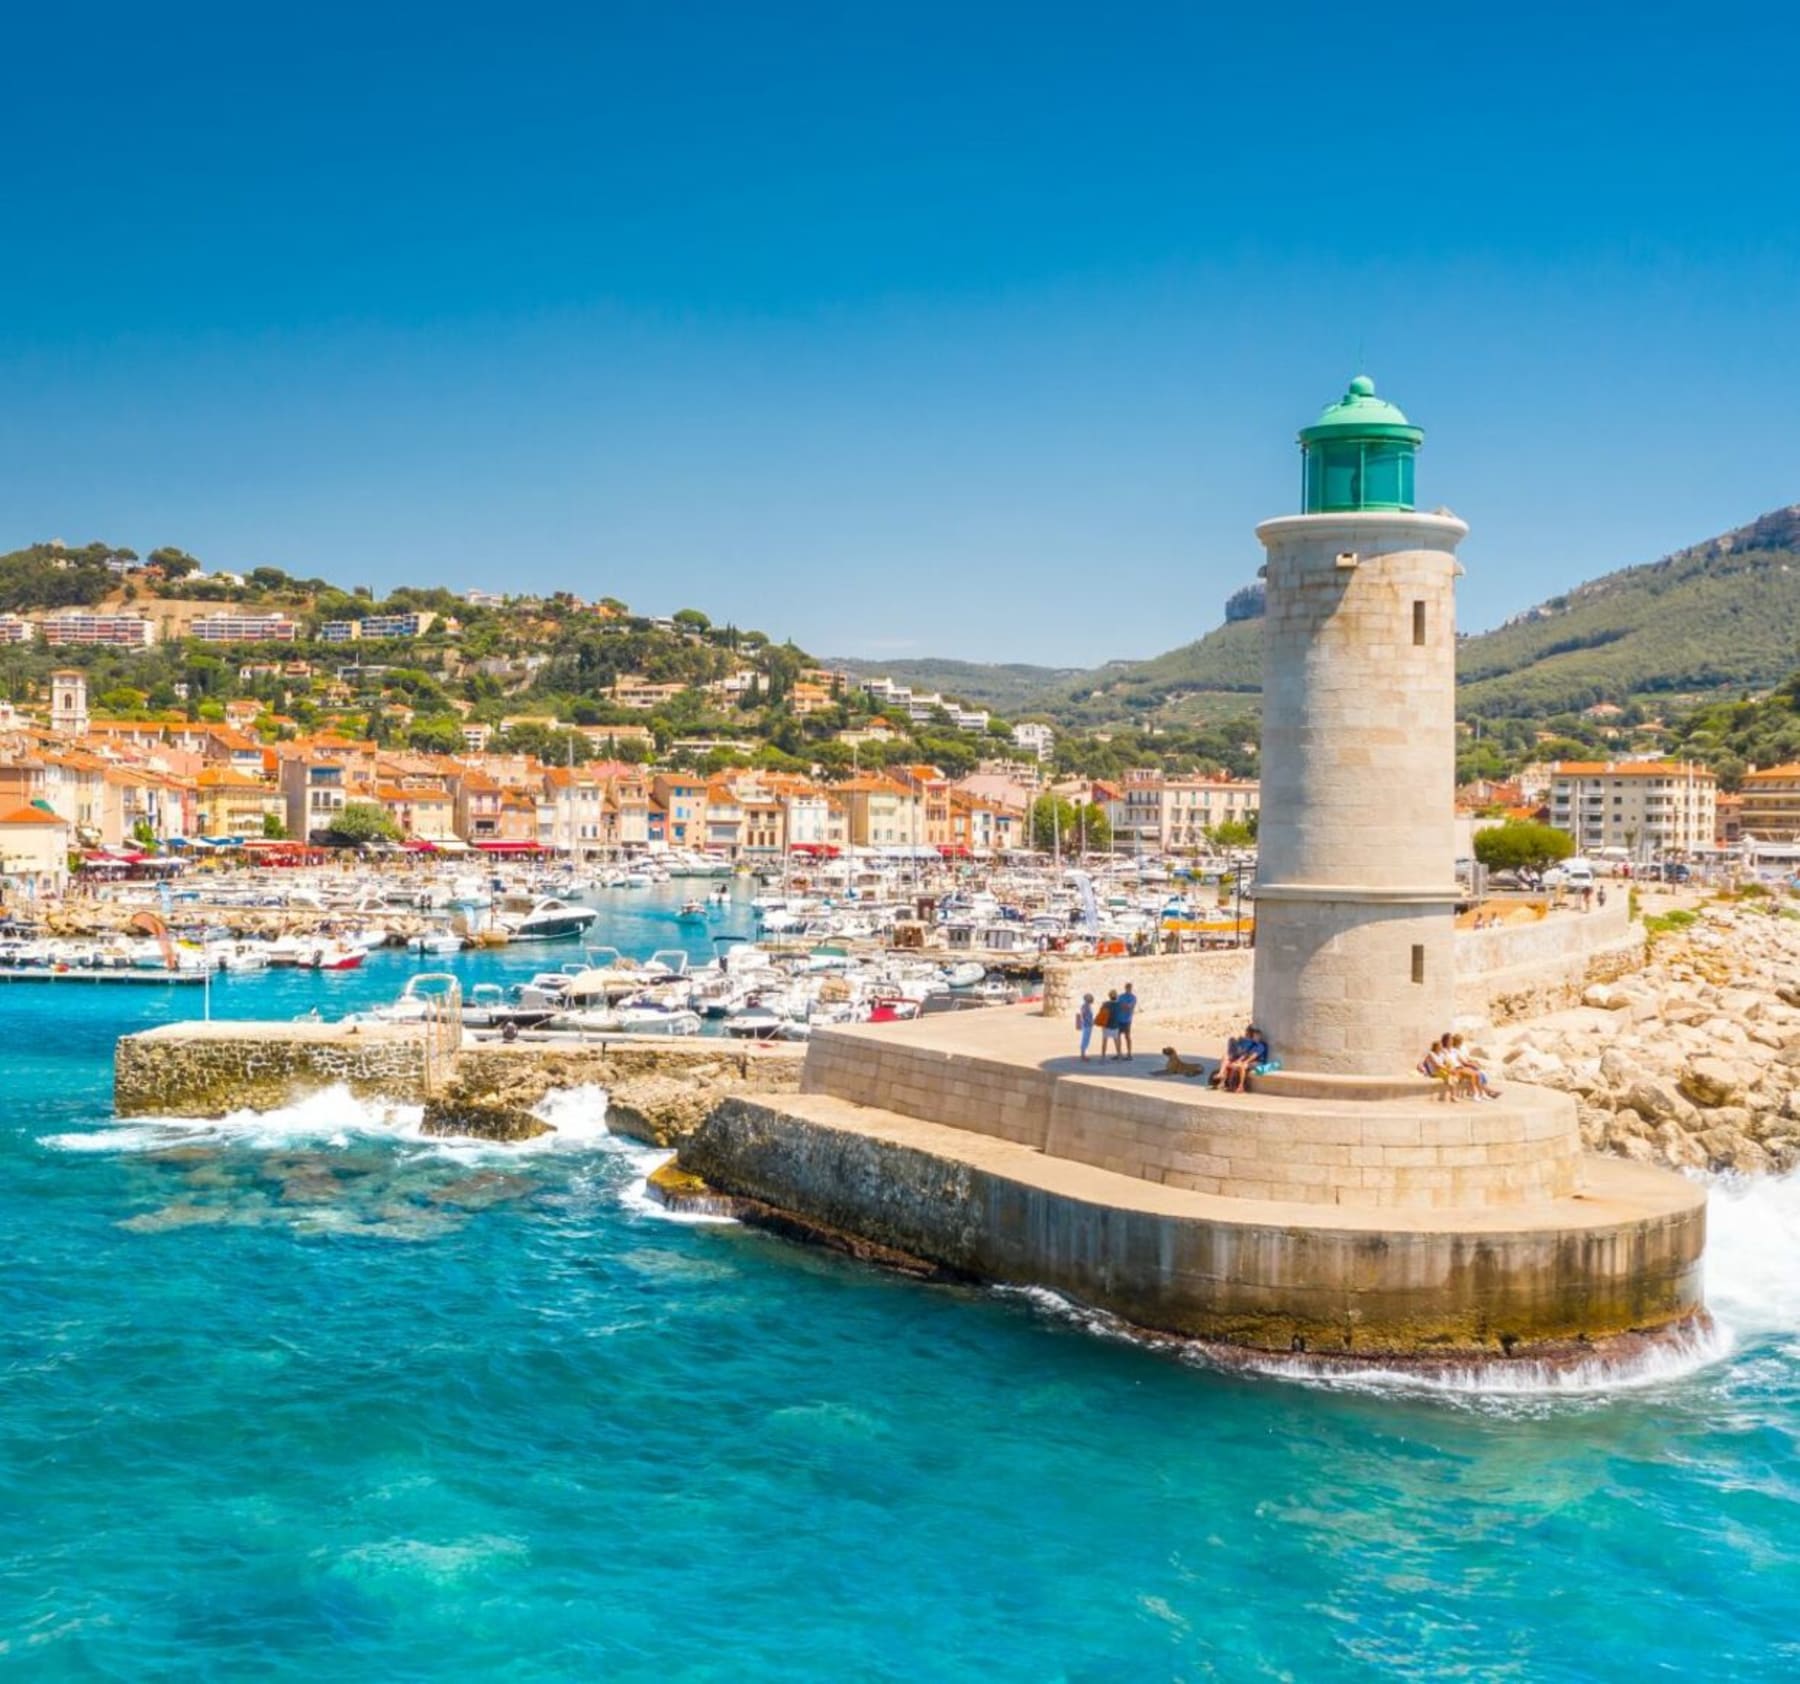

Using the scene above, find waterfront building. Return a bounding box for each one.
[1736,762,1800,841]
[194,767,287,837]
[190,612,299,644]
[649,774,707,848]
[1546,760,1718,856]
[836,776,923,849]
[40,611,157,648]
[1107,770,1259,853]
[0,803,72,898]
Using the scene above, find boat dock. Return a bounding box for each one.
[0,967,208,985]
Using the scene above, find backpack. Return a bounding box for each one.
[1094,1002,1114,1029]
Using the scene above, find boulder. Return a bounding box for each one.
[1653,1120,1709,1173]
[1622,1077,1694,1125]
[1678,1056,1750,1109]
[1599,1046,1645,1088]
[1583,983,1631,1011]
[1698,1128,1773,1177]
[1504,1045,1567,1085]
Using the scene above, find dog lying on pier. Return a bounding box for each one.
[1158,1048,1206,1078]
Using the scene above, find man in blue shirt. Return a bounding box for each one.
[1113,982,1137,1061]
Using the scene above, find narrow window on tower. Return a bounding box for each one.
[1411,945,1425,985]
[1412,600,1427,646]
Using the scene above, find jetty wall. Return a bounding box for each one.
[1040,899,1642,1026]
[114,1022,430,1116]
[113,1021,804,1140]
[681,1095,1707,1358]
[1455,897,1644,1022]
[802,1015,1578,1210]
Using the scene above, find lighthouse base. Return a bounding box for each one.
[674,1009,1707,1363]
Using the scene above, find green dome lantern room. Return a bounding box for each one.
[1299,375,1423,513]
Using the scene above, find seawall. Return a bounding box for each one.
[1039,898,1644,1025]
[681,1094,1707,1359]
[115,1022,431,1116]
[114,1022,804,1142]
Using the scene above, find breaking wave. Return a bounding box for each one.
[41,1082,732,1223]
[998,1172,1800,1402]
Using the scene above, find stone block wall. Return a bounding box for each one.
[682,1097,1706,1357]
[1041,948,1253,1023]
[1454,898,1644,1022]
[1042,899,1644,1033]
[114,1023,429,1117]
[803,1024,1579,1210]
[802,1029,1056,1149]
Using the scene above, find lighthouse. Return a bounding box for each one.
[1251,376,1467,1077]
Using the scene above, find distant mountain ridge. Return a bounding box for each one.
[839,506,1800,726]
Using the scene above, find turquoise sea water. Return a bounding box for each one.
[3,888,1799,1679]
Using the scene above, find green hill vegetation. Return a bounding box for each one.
[1455,506,1800,719]
[1667,669,1800,789]
[841,506,1800,732]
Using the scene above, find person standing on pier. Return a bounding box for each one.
[1075,992,1096,1061]
[1113,982,1138,1061]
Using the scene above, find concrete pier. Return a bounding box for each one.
[678,1008,1707,1359]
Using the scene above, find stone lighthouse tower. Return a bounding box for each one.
[1252,377,1467,1077]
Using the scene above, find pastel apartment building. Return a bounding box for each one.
[190,612,299,644]
[1547,761,1718,856]
[40,612,157,648]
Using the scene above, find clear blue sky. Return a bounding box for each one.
[1,0,1795,666]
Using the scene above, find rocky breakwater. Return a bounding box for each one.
[423,1039,805,1144]
[1482,899,1800,1178]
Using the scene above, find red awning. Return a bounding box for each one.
[404,839,440,853]
[936,844,973,858]
[789,843,839,857]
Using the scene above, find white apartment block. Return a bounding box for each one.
[190,613,299,644]
[0,615,36,645]
[40,612,157,648]
[1011,721,1055,762]
[1111,770,1260,852]
[1547,761,1717,857]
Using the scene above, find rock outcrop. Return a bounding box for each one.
[422,1040,805,1144]
[1475,901,1800,1177]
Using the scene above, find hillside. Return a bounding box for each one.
[827,656,1079,716]
[1455,506,1800,717]
[868,506,1800,727]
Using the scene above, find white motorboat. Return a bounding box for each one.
[561,946,645,1004]
[412,929,466,957]
[943,960,987,990]
[507,897,599,942]
[512,970,579,1009]
[724,1004,784,1040]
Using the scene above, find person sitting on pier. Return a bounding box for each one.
[1211,1025,1249,1088]
[1421,1036,1478,1102]
[1221,1023,1269,1093]
[1449,1032,1501,1101]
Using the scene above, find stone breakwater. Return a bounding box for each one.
[424,1041,805,1143]
[115,1022,431,1116]
[1040,896,1644,1026]
[1482,901,1800,1178]
[114,1022,804,1144]
[678,1094,1706,1359]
